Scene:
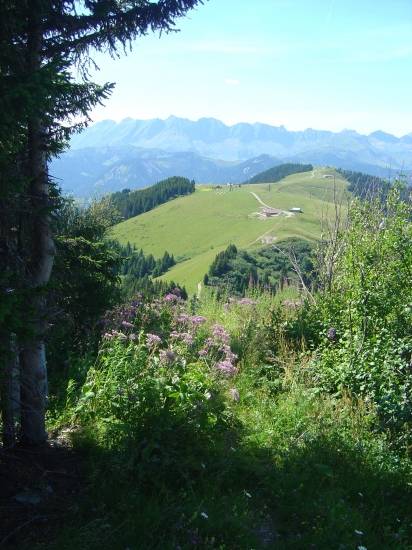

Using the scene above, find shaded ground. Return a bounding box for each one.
[0,438,82,549]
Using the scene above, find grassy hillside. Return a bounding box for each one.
[111,167,349,294]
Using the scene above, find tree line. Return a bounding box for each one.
[112,241,176,280]
[203,239,315,296]
[336,168,386,199]
[245,163,313,184]
[110,176,196,221]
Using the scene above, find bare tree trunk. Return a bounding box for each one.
[19,1,55,445]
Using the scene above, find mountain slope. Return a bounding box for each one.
[69,116,412,170]
[51,148,284,196]
[112,167,349,294]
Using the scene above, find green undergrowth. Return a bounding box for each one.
[44,285,412,550]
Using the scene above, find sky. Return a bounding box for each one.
[82,0,412,137]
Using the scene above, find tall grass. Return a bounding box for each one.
[44,286,411,550]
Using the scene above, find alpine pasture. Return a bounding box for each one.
[111,167,349,294]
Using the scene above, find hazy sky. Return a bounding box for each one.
[83,0,412,137]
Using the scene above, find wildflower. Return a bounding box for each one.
[245,492,251,498]
[327,327,336,341]
[146,333,162,348]
[200,512,208,519]
[181,332,193,345]
[189,315,206,326]
[355,530,363,535]
[129,333,137,340]
[238,297,257,306]
[159,349,177,364]
[212,323,230,345]
[217,360,238,378]
[230,388,240,402]
[164,293,179,302]
[122,321,133,329]
[198,349,208,357]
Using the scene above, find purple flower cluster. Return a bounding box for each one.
[217,360,238,378]
[104,330,127,340]
[282,299,303,308]
[238,297,258,306]
[230,388,240,402]
[146,333,162,348]
[159,349,177,364]
[327,327,336,342]
[170,331,193,345]
[164,293,180,303]
[200,324,238,378]
[212,323,231,346]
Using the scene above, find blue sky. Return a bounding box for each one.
[84,0,412,137]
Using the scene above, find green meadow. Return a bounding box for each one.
[111,167,349,294]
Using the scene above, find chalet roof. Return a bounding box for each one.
[261,207,282,216]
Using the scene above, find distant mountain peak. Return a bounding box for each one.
[67,116,411,178]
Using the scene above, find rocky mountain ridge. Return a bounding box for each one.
[52,116,412,196]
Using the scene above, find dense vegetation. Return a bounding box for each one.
[336,168,386,198]
[0,0,204,446]
[114,241,176,279]
[111,240,188,301]
[110,176,196,220]
[203,239,315,296]
[1,3,412,549]
[246,162,313,184]
[6,179,402,550]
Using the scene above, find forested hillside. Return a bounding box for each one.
[203,239,315,296]
[336,168,386,197]
[246,162,313,184]
[110,176,195,220]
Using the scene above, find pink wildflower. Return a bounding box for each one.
[230,389,240,402]
[146,333,162,348]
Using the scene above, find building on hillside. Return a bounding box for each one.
[323,174,333,178]
[261,207,282,218]
[290,207,302,213]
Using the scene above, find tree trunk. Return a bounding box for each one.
[19,1,55,445]
[1,350,19,448]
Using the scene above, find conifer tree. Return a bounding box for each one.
[0,0,205,445]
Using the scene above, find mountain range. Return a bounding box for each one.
[52,116,412,196]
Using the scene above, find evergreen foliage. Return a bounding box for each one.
[53,196,124,328]
[336,167,386,198]
[122,276,188,302]
[204,240,315,296]
[245,162,313,184]
[0,0,205,445]
[110,176,195,220]
[113,242,175,280]
[208,244,238,277]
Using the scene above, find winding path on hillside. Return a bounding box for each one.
[250,192,273,209]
